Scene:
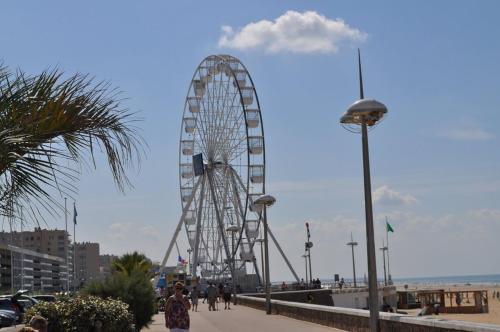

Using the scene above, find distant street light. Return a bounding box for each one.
[254,194,276,315]
[339,50,388,332]
[305,222,313,285]
[301,254,308,285]
[346,233,358,288]
[380,242,388,286]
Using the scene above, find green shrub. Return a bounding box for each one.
[84,270,156,331]
[24,295,133,332]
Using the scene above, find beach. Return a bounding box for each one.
[398,284,500,325]
[438,286,500,325]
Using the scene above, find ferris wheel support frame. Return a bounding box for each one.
[160,174,203,273]
[191,174,206,278]
[229,168,262,283]
[207,169,236,282]
[231,168,299,283]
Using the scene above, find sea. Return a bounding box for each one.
[281,274,500,287]
[391,274,500,286]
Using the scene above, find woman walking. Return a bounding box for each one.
[165,282,191,332]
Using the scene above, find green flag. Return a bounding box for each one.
[386,221,394,233]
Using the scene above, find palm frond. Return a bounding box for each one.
[0,65,145,224]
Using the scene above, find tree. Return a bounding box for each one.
[0,65,144,222]
[85,253,156,331]
[112,251,152,276]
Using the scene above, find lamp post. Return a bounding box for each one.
[254,194,276,315]
[254,238,265,289]
[187,248,192,275]
[305,222,313,285]
[226,225,240,305]
[380,241,388,286]
[339,50,388,332]
[302,254,308,285]
[346,232,358,288]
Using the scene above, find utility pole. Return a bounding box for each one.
[346,232,358,287]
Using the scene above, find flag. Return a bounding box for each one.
[386,221,394,233]
[73,203,78,225]
[305,222,310,238]
[178,255,187,265]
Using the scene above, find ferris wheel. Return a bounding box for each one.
[173,55,266,282]
[160,55,300,287]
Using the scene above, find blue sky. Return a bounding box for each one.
[2,1,500,280]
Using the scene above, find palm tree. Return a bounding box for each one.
[112,252,152,276]
[0,64,144,222]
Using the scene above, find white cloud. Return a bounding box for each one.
[468,208,500,221]
[218,10,367,54]
[373,185,418,207]
[439,128,493,141]
[108,222,159,241]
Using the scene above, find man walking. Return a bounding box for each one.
[190,286,199,312]
[207,282,218,311]
[223,283,232,310]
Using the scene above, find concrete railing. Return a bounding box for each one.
[236,295,500,332]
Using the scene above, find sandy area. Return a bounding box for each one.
[439,286,500,325]
[398,285,500,326]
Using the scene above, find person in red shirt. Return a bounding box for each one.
[165,282,191,332]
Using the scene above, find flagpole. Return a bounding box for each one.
[73,202,76,293]
[65,197,69,293]
[386,216,391,283]
[20,206,24,290]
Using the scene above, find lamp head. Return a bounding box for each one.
[340,49,388,128]
[254,194,276,207]
[340,99,387,126]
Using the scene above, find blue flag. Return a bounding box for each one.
[73,203,78,225]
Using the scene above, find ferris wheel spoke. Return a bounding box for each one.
[213,92,244,161]
[211,84,237,160]
[218,92,248,157]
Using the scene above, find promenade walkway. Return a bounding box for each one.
[143,302,345,332]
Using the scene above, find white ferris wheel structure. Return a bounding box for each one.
[160,55,299,287]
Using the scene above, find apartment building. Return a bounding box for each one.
[0,244,67,293]
[74,242,100,287]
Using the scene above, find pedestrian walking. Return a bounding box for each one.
[202,287,208,303]
[223,283,232,310]
[207,282,218,311]
[165,282,191,332]
[190,286,199,312]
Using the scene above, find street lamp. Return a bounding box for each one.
[346,233,358,288]
[301,254,308,285]
[226,225,240,305]
[379,242,388,286]
[339,50,387,332]
[187,248,192,275]
[254,194,276,315]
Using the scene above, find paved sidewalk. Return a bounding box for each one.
[143,302,344,332]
